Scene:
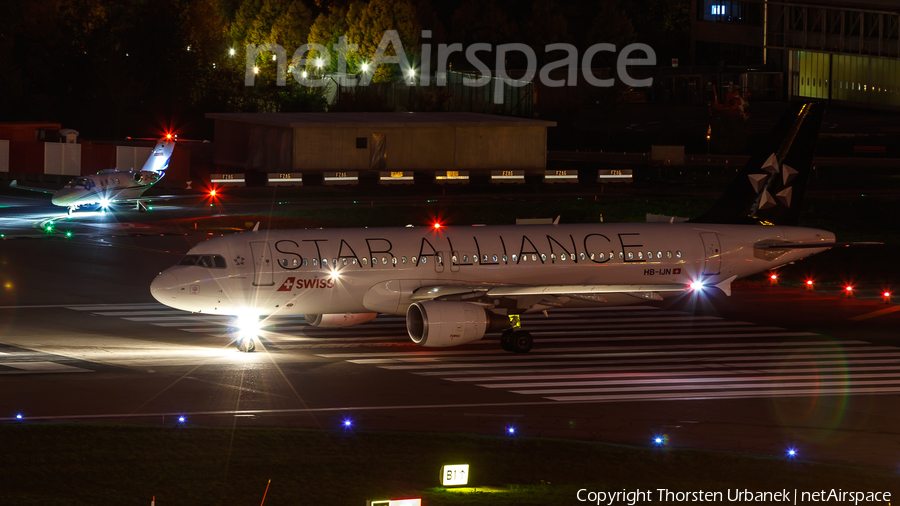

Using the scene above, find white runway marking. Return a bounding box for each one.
[0,361,92,374]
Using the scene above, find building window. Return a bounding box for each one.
[356,137,367,149]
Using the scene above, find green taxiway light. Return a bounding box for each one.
[65,231,72,238]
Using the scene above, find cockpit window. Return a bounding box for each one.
[178,254,227,268]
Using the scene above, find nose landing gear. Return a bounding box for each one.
[236,336,256,353]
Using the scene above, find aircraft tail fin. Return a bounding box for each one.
[691,101,825,226]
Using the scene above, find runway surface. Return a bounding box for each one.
[1,194,899,469]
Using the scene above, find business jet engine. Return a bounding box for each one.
[304,313,378,328]
[406,301,510,347]
[134,171,162,185]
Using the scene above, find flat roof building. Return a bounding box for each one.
[205,112,556,176]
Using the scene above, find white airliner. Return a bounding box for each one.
[11,135,176,214]
[151,102,845,353]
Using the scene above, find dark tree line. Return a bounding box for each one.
[0,0,689,138]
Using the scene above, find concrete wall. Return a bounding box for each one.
[44,143,81,175]
[0,140,8,172]
[292,125,547,173]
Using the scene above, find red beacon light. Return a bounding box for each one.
[883,291,892,299]
[433,222,442,230]
[845,285,854,293]
[806,280,814,286]
[770,274,778,281]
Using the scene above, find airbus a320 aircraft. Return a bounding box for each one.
[152,102,844,353]
[11,135,176,214]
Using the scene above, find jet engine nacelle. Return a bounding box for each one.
[135,171,162,185]
[305,313,378,328]
[406,301,509,348]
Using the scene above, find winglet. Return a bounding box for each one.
[10,180,16,187]
[553,215,560,225]
[715,275,738,296]
[252,222,260,232]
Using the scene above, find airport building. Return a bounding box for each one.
[205,112,556,178]
[692,0,900,108]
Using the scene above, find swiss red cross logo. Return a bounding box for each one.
[673,268,682,275]
[278,277,295,291]
[277,277,335,291]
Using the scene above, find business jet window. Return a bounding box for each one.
[115,178,120,184]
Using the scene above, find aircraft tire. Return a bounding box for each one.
[237,337,256,353]
[500,329,514,352]
[509,330,533,353]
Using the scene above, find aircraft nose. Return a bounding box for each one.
[150,272,179,304]
[51,190,72,206]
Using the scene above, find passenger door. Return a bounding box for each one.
[249,241,275,286]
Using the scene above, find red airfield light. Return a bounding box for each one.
[806,280,813,286]
[883,291,892,299]
[433,222,442,230]
[845,285,854,292]
[770,274,778,281]
[210,189,217,197]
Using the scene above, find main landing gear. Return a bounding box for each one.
[236,336,256,352]
[500,329,533,353]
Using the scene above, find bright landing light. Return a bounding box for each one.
[235,311,261,337]
[689,280,704,291]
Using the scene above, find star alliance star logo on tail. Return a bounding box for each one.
[748,153,797,210]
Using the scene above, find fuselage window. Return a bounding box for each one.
[512,254,518,262]
[463,255,469,262]
[371,257,377,265]
[179,255,199,266]
[550,254,556,261]
[492,254,498,262]
[452,255,458,264]
[303,258,308,266]
[522,255,527,262]
[361,258,367,265]
[482,254,488,262]
[580,252,586,261]
[676,250,682,258]
[392,257,397,265]
[437,255,442,264]
[657,251,662,259]
[627,252,634,260]
[618,252,623,259]
[313,258,318,266]
[599,252,605,260]
[402,256,407,264]
[647,251,652,259]
[382,256,387,265]
[115,178,119,184]
[638,252,644,260]
[343,258,348,266]
[540,253,546,261]
[473,256,478,264]
[100,180,105,186]
[411,256,417,264]
[561,254,566,261]
[352,258,357,265]
[322,258,327,267]
[293,258,299,267]
[667,251,672,258]
[502,254,507,262]
[280,259,288,267]
[421,256,427,264]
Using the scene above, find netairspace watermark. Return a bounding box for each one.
[243,29,657,104]
[575,488,892,506]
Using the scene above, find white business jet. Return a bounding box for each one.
[152,102,845,353]
[11,135,176,214]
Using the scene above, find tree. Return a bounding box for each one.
[307,3,354,73]
[346,0,420,82]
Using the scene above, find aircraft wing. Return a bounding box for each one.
[9,180,56,195]
[408,283,691,311]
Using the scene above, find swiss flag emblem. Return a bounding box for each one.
[673,268,682,275]
[278,277,295,291]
